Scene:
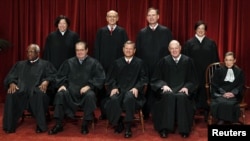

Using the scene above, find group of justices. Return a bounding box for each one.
[2,7,245,139]
[2,39,195,138]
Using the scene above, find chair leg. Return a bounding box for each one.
[207,111,213,125]
[106,120,109,133]
[139,110,144,133]
[241,109,245,124]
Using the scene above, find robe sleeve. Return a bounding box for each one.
[150,59,168,92]
[87,61,106,90]
[55,60,70,88]
[4,62,20,89]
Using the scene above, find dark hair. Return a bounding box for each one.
[147,7,159,15]
[75,41,88,49]
[54,15,71,27]
[194,20,207,30]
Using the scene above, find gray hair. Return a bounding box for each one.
[29,44,40,53]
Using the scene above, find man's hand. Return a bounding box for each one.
[161,85,172,93]
[223,92,235,99]
[39,81,49,93]
[110,88,119,97]
[80,85,91,95]
[179,87,189,95]
[130,88,138,98]
[7,83,19,94]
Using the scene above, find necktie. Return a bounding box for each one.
[127,60,130,64]
[110,27,114,35]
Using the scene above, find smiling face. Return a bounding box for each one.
[146,9,159,26]
[168,40,181,58]
[58,19,68,32]
[106,10,119,26]
[196,24,206,37]
[123,41,136,58]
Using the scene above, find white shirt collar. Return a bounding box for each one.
[108,25,117,31]
[30,57,39,63]
[125,57,133,62]
[149,23,158,30]
[172,55,181,62]
[195,34,205,43]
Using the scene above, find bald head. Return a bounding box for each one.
[168,40,182,58]
[27,43,40,61]
[28,44,40,53]
[107,10,118,17]
[169,40,181,48]
[106,10,119,26]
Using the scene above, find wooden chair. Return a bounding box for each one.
[205,62,249,125]
[106,84,147,133]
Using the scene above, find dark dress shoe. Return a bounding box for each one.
[48,124,63,135]
[181,133,189,138]
[36,126,46,133]
[114,122,124,134]
[124,129,132,138]
[81,125,89,135]
[159,130,168,138]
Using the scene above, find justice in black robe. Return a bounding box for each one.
[3,59,57,132]
[150,55,198,134]
[53,56,105,122]
[183,37,219,109]
[43,29,80,70]
[94,25,128,117]
[136,24,172,79]
[94,26,128,72]
[210,65,244,122]
[135,24,173,117]
[105,57,148,126]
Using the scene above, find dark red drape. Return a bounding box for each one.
[0,0,250,103]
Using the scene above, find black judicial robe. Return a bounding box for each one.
[105,57,148,125]
[150,55,198,133]
[183,36,219,109]
[210,65,244,122]
[94,26,128,72]
[43,29,80,70]
[136,25,172,78]
[3,59,56,131]
[53,56,105,119]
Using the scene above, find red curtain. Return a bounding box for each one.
[0,0,250,103]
